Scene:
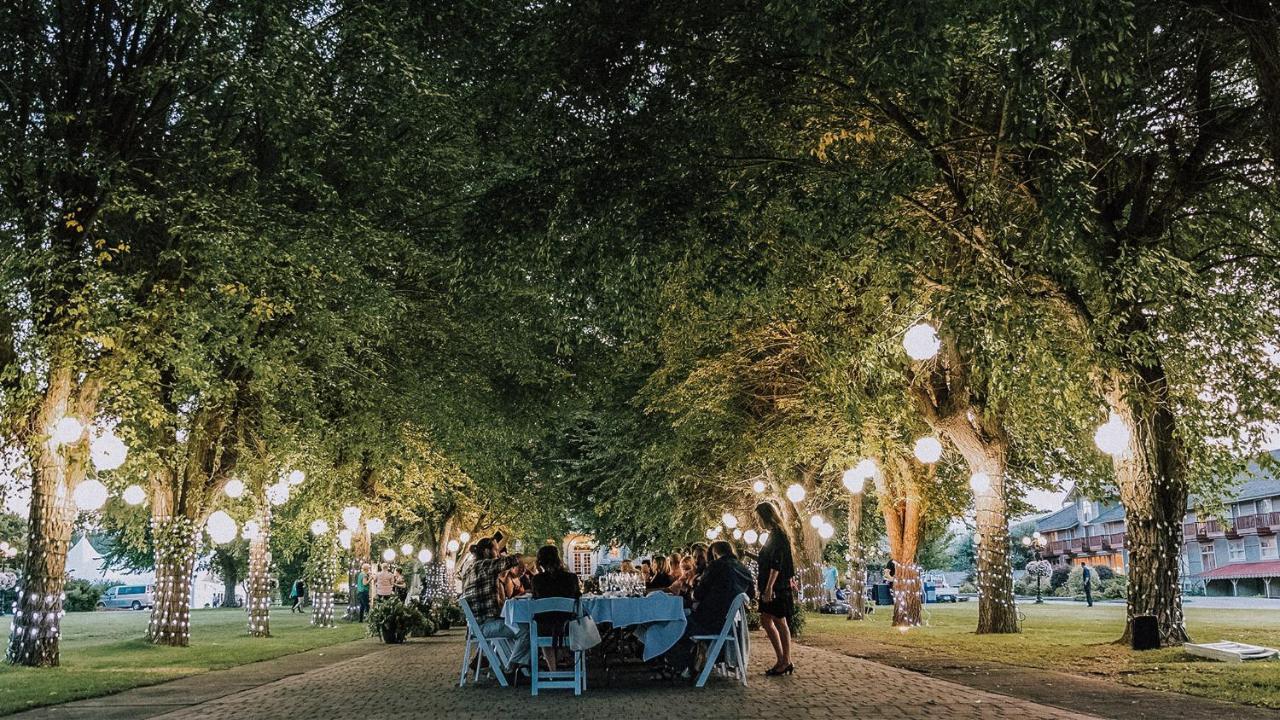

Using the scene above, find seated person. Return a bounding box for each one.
[667,540,754,675]
[620,559,637,574]
[461,538,521,668]
[646,555,674,591]
[640,558,653,584]
[528,545,581,671]
[665,555,699,608]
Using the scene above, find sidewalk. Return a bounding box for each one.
[115,631,1096,720]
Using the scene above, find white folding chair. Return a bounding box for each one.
[528,597,584,696]
[458,597,513,688]
[690,592,750,688]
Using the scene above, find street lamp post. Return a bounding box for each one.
[1022,532,1050,603]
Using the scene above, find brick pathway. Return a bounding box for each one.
[144,630,1099,720]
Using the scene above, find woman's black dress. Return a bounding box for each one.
[756,530,795,618]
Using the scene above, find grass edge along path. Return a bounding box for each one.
[0,608,370,716]
[801,602,1280,712]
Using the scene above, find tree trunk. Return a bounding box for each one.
[219,554,239,608]
[6,366,91,667]
[147,516,199,646]
[309,539,338,629]
[246,506,272,637]
[891,561,924,627]
[936,415,1020,634]
[877,456,923,628]
[1109,378,1191,646]
[345,525,370,621]
[846,492,867,620]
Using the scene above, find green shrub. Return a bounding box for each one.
[64,578,106,612]
[959,582,977,594]
[367,598,427,643]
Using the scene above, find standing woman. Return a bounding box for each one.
[755,501,795,676]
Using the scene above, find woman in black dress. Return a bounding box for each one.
[755,501,795,676]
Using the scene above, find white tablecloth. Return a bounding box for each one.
[501,593,687,661]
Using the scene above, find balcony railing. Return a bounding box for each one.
[1185,513,1280,538]
[1103,532,1126,550]
[1047,540,1068,556]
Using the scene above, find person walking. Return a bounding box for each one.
[755,501,796,676]
[1081,560,1094,607]
[289,577,307,613]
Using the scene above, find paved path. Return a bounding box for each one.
[132,630,1097,720]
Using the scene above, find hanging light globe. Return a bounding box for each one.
[732,528,742,540]
[206,511,238,544]
[446,539,460,552]
[243,520,262,541]
[705,528,718,540]
[287,469,305,486]
[382,548,396,562]
[842,468,865,494]
[913,437,943,464]
[752,479,767,493]
[809,514,824,529]
[969,472,992,495]
[310,519,330,536]
[223,478,245,499]
[51,417,84,446]
[721,512,738,529]
[1094,412,1131,457]
[818,522,835,540]
[337,528,352,549]
[785,484,806,503]
[459,532,471,544]
[266,482,290,506]
[418,548,433,563]
[89,429,128,471]
[121,484,147,506]
[72,479,108,511]
[903,322,941,360]
[400,543,413,556]
[366,517,385,534]
[743,529,759,544]
[759,531,770,546]
[341,506,361,531]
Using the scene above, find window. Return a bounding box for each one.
[1080,502,1092,523]
[1261,537,1278,561]
[1200,544,1217,571]
[1262,498,1274,515]
[1228,540,1246,562]
[1235,501,1257,519]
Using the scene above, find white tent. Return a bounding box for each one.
[65,536,155,585]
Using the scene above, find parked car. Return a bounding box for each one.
[931,579,959,602]
[97,584,154,610]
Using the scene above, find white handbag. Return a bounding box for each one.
[567,599,602,651]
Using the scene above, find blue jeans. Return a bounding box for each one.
[477,618,528,671]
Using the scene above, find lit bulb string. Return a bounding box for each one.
[971,483,1018,619]
[147,516,198,646]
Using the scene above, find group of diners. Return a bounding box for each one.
[459,501,798,682]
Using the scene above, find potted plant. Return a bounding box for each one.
[367,598,425,644]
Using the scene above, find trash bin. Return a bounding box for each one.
[924,582,937,603]
[874,582,892,605]
[1131,615,1160,650]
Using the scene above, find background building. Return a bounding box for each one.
[1035,450,1280,597]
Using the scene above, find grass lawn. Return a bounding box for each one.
[0,607,368,716]
[802,601,1280,708]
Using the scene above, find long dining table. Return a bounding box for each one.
[500,591,687,661]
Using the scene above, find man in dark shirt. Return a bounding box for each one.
[668,540,754,674]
